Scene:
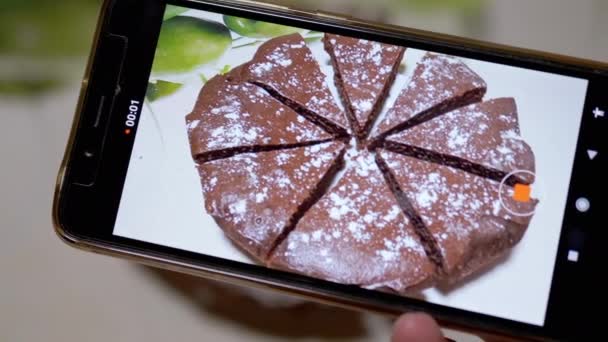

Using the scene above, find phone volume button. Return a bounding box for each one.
[72,34,127,187]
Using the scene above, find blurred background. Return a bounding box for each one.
[1,0,606,341]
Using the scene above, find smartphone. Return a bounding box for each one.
[53,0,607,340]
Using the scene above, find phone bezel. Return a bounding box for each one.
[53,0,607,340]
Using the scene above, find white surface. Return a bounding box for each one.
[114,8,588,326]
[1,85,427,342]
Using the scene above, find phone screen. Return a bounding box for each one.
[111,3,594,328]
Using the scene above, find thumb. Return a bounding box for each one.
[391,312,448,342]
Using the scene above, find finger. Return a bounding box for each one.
[391,312,447,342]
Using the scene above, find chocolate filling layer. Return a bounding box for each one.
[362,50,403,138]
[250,82,350,138]
[324,38,404,140]
[325,49,361,138]
[381,140,528,186]
[194,139,334,164]
[375,152,445,273]
[370,86,486,147]
[265,148,346,260]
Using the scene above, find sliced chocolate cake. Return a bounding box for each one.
[385,98,535,184]
[269,149,434,293]
[186,33,540,294]
[378,150,538,283]
[241,33,349,136]
[373,53,487,142]
[186,70,332,162]
[197,141,345,260]
[323,33,405,138]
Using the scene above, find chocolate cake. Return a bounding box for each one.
[185,33,539,295]
[323,33,405,138]
[377,150,538,282]
[242,33,350,137]
[197,141,345,260]
[269,149,434,293]
[186,70,332,162]
[372,53,487,142]
[384,98,535,184]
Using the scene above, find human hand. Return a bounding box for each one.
[391,312,452,342]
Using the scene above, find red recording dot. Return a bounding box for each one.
[125,129,131,135]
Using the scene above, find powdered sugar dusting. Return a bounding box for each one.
[251,62,273,76]
[326,34,404,127]
[353,99,373,113]
[377,53,486,134]
[188,119,200,130]
[199,142,343,256]
[189,35,536,292]
[246,34,348,130]
[388,98,534,177]
[271,149,432,292]
[415,172,444,209]
[187,80,330,157]
[380,150,536,272]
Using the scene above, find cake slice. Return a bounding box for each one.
[377,150,538,283]
[186,70,332,162]
[323,33,405,138]
[197,141,345,260]
[372,53,486,142]
[269,149,434,293]
[242,33,349,136]
[384,98,535,184]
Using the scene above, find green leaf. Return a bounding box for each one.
[163,5,188,21]
[232,40,262,49]
[146,80,183,102]
[219,64,231,75]
[304,35,323,43]
[223,15,305,38]
[200,73,209,83]
[151,16,232,75]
